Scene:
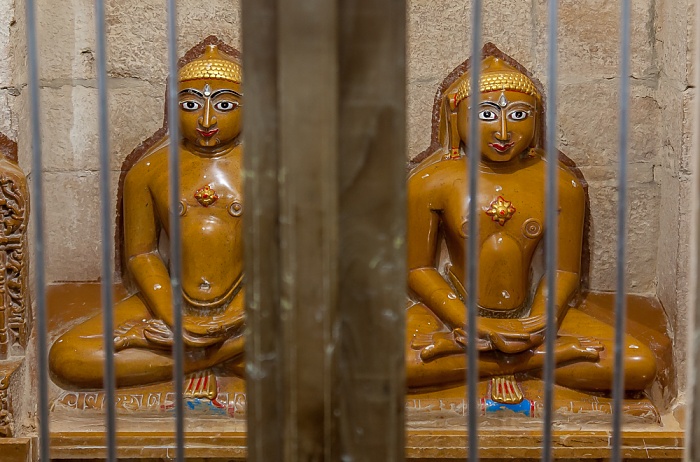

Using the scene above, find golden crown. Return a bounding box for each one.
[448,57,540,110]
[178,44,242,84]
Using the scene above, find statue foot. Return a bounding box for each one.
[555,336,603,363]
[490,375,524,404]
[412,332,463,362]
[184,370,218,400]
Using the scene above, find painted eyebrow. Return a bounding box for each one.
[479,101,501,110]
[179,88,204,98]
[506,102,535,110]
[210,89,243,98]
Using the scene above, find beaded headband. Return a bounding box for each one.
[447,57,540,110]
[178,44,242,84]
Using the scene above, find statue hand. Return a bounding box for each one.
[114,319,170,351]
[453,328,496,352]
[142,319,224,349]
[477,316,547,354]
[183,311,245,337]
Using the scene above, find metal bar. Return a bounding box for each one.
[541,1,559,461]
[688,2,700,459]
[612,0,631,460]
[165,0,185,459]
[24,0,49,460]
[95,0,116,459]
[467,1,482,460]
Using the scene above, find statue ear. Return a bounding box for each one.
[533,100,542,149]
[444,98,461,159]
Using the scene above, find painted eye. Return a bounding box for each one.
[214,101,239,111]
[478,110,497,121]
[508,110,529,121]
[180,101,201,111]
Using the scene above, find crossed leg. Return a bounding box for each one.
[405,303,656,392]
[49,294,245,389]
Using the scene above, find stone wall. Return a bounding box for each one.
[0,0,693,388]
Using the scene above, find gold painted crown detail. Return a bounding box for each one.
[179,44,242,84]
[448,57,540,110]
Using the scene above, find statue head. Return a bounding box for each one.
[445,57,541,163]
[177,44,242,151]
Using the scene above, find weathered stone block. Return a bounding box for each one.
[106,0,242,83]
[406,77,439,158]
[41,171,119,283]
[407,0,469,85]
[559,80,660,167]
[535,0,655,80]
[0,0,15,88]
[655,0,692,86]
[36,0,96,82]
[586,179,660,293]
[16,84,163,173]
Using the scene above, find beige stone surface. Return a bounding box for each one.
[534,0,656,81]
[558,80,660,167]
[586,179,659,294]
[36,0,96,82]
[40,171,119,282]
[0,89,19,140]
[106,0,242,83]
[25,83,164,172]
[0,0,15,88]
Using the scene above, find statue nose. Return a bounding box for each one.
[495,117,510,141]
[199,99,217,128]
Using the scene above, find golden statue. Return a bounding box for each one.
[49,44,245,395]
[405,53,658,406]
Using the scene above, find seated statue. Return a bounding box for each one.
[49,44,245,394]
[405,54,657,404]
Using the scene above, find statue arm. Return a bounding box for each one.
[407,171,468,330]
[528,173,586,327]
[123,164,177,329]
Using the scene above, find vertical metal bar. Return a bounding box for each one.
[165,0,185,459]
[467,1,482,460]
[24,0,49,460]
[95,0,116,459]
[541,1,559,461]
[688,2,700,459]
[612,0,631,460]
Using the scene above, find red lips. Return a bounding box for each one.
[197,128,219,138]
[488,142,515,153]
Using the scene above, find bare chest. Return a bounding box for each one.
[442,171,546,247]
[150,158,244,222]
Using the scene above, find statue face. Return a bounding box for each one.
[178,78,242,150]
[458,90,536,163]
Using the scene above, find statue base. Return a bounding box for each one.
[38,283,682,460]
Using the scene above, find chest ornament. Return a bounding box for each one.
[485,195,516,226]
[194,185,219,207]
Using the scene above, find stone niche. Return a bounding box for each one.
[0,0,693,460]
